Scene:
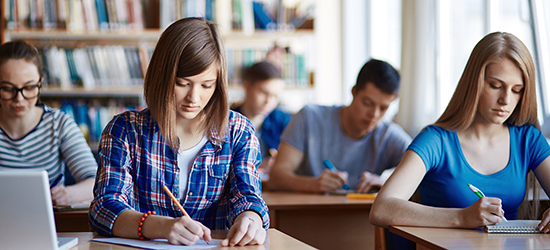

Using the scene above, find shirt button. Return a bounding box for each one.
[188,192,193,196]
[223,174,227,177]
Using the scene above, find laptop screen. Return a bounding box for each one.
[0,170,77,250]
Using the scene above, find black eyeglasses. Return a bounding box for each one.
[0,80,42,101]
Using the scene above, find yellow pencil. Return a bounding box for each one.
[346,193,377,199]
[162,185,190,217]
[163,185,210,244]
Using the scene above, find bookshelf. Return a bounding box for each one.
[1,0,319,147]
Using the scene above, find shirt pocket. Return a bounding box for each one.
[208,163,229,181]
[204,162,229,202]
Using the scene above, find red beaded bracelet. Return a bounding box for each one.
[137,211,156,240]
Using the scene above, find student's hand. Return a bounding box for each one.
[163,216,212,245]
[221,211,266,246]
[50,184,70,205]
[459,197,505,228]
[538,208,550,233]
[314,169,348,192]
[357,172,384,193]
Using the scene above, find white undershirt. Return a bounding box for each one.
[177,136,208,200]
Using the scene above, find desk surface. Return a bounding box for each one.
[391,225,550,250]
[59,228,316,250]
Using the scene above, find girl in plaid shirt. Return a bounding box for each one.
[90,17,269,247]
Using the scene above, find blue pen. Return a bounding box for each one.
[467,184,508,222]
[323,159,350,190]
[50,174,64,188]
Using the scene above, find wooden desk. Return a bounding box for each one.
[55,192,377,249]
[58,228,316,250]
[55,210,91,232]
[263,191,375,250]
[390,225,550,250]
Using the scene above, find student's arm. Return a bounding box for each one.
[51,177,95,205]
[533,157,550,232]
[218,114,270,246]
[268,142,346,192]
[370,150,504,228]
[55,112,98,204]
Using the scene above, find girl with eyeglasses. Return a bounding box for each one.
[0,40,98,205]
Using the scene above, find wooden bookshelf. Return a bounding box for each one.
[2,0,319,144]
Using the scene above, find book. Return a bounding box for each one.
[483,220,542,233]
[252,1,275,30]
[95,0,109,30]
[82,0,99,30]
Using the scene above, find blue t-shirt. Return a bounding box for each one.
[281,104,412,188]
[409,125,550,219]
[232,106,291,159]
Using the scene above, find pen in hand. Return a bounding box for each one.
[323,159,350,190]
[467,183,508,222]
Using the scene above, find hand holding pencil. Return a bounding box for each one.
[162,186,212,245]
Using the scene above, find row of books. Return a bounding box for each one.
[5,0,146,31]
[226,47,310,87]
[230,0,314,32]
[52,99,143,144]
[158,0,315,32]
[38,45,149,89]
[5,0,315,32]
[159,0,216,30]
[36,44,310,88]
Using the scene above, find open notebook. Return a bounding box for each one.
[483,220,543,233]
[0,170,78,250]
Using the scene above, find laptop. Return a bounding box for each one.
[0,170,78,250]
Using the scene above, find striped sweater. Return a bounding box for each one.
[0,105,97,185]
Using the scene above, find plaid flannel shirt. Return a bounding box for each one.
[89,109,269,236]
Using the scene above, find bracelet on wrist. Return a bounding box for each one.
[137,211,156,240]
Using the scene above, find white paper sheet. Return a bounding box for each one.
[92,237,222,249]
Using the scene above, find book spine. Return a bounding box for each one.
[114,0,128,29]
[240,0,254,34]
[94,0,108,30]
[130,0,143,30]
[105,0,118,30]
[57,48,72,89]
[29,0,38,29]
[214,0,231,31]
[232,0,242,30]
[56,0,68,29]
[205,0,213,21]
[85,47,101,85]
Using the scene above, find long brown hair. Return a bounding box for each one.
[144,17,229,151]
[435,32,538,130]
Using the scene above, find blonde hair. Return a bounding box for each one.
[435,32,539,130]
[144,17,229,151]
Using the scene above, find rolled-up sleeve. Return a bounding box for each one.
[227,117,270,229]
[89,115,135,236]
